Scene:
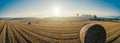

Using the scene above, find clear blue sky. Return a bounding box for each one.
[0,0,120,17]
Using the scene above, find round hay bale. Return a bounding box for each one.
[80,24,106,43]
[28,22,31,25]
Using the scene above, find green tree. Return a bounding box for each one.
[93,15,97,20]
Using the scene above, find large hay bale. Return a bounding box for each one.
[80,24,106,43]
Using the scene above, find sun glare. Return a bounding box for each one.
[53,7,61,17]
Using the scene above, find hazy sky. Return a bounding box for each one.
[0,0,120,17]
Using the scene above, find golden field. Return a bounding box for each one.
[0,20,120,43]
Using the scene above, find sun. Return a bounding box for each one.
[53,7,61,17]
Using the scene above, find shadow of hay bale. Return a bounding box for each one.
[80,24,106,43]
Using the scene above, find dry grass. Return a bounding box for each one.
[0,20,120,43]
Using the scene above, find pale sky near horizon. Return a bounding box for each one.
[0,0,120,17]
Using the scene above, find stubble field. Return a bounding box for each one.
[0,20,120,43]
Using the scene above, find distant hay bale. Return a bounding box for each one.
[28,22,31,25]
[80,24,106,43]
[36,22,39,24]
[63,22,65,24]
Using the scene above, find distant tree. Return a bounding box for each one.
[93,15,97,20]
[77,13,79,16]
[114,17,119,20]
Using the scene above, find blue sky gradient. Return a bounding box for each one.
[0,0,120,17]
